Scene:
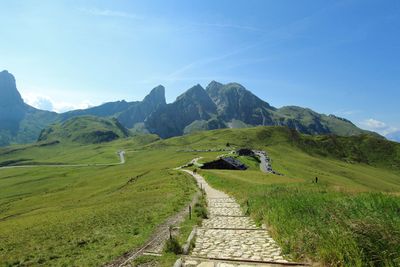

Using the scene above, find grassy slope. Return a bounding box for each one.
[0,106,59,147]
[155,127,400,195]
[155,127,400,266]
[1,126,400,266]
[38,116,130,144]
[201,172,400,266]
[0,136,222,266]
[274,106,367,136]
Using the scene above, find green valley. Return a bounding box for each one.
[0,126,399,266]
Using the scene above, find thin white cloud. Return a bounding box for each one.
[33,96,54,111]
[360,118,398,136]
[22,93,93,113]
[362,118,387,129]
[55,100,94,113]
[383,127,399,136]
[78,7,143,19]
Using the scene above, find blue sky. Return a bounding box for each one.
[0,0,399,137]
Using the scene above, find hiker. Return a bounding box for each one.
[315,176,318,183]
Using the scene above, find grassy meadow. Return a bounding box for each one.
[0,136,223,266]
[1,126,400,266]
[186,127,400,266]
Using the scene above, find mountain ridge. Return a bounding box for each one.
[0,70,381,146]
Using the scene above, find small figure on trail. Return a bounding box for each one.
[193,168,197,173]
[315,176,318,183]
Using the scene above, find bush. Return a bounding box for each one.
[194,203,208,219]
[164,237,182,254]
[194,194,208,219]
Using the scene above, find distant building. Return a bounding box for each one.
[236,148,255,156]
[201,157,247,170]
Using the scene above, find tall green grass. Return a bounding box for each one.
[202,172,400,266]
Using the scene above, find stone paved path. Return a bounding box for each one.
[181,170,302,267]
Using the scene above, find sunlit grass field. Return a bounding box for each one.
[0,136,223,266]
[191,128,400,266]
[1,126,400,266]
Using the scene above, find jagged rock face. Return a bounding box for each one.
[142,85,166,108]
[145,85,217,138]
[0,70,24,106]
[144,81,373,139]
[175,84,217,118]
[117,85,166,128]
[206,82,276,125]
[0,71,26,132]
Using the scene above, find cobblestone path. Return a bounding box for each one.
[181,170,303,267]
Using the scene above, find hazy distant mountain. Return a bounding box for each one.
[0,70,380,146]
[60,85,166,128]
[0,70,58,146]
[386,131,400,143]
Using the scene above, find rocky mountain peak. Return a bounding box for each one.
[176,84,209,102]
[0,70,24,107]
[143,85,166,107]
[206,80,224,92]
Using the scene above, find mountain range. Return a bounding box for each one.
[0,70,381,146]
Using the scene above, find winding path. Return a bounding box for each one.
[181,169,306,267]
[0,151,126,170]
[253,150,272,174]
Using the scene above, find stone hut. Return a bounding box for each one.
[201,157,247,170]
[236,148,255,156]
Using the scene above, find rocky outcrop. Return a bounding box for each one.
[117,85,166,128]
[0,70,26,133]
[145,85,217,138]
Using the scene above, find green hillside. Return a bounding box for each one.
[274,106,380,137]
[154,127,400,266]
[0,135,210,266]
[160,126,400,172]
[38,116,130,144]
[0,126,399,266]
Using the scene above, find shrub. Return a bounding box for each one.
[164,237,182,254]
